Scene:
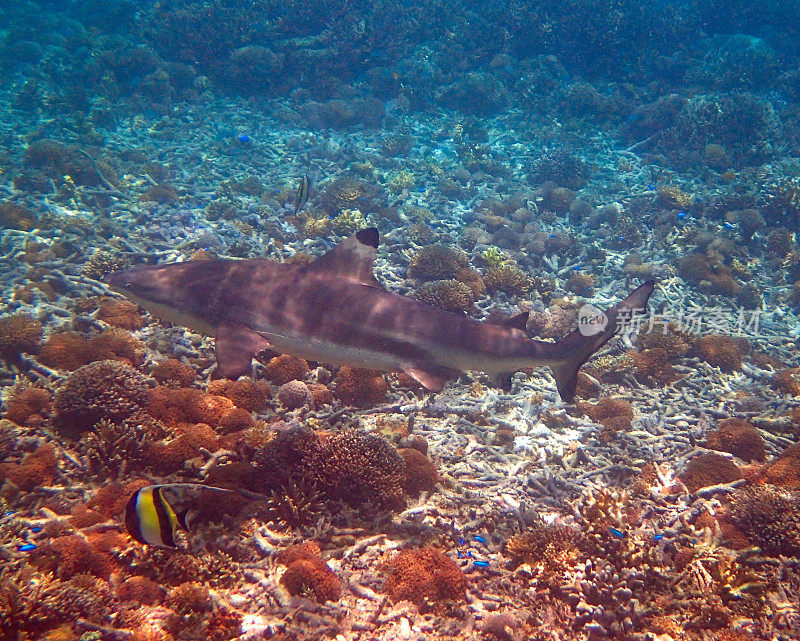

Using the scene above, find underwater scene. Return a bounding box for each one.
[1,0,800,639]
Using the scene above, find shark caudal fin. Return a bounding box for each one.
[550,280,655,403]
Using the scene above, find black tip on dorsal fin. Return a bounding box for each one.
[502,311,530,331]
[355,227,379,248]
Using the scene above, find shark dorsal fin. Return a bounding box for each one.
[302,228,383,288]
[501,311,529,331]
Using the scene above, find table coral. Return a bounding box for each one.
[383,547,467,609]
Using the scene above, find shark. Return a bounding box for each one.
[106,228,654,402]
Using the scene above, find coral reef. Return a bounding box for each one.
[413,279,477,314]
[398,448,438,498]
[730,485,800,556]
[0,313,42,362]
[334,366,388,406]
[705,418,765,463]
[276,542,341,603]
[263,354,309,385]
[408,245,470,282]
[694,334,748,372]
[53,359,152,435]
[382,547,467,610]
[680,453,743,492]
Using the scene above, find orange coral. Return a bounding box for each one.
[680,453,743,492]
[207,377,272,411]
[6,386,51,426]
[263,354,310,385]
[115,575,165,605]
[307,382,334,408]
[218,407,255,433]
[97,297,146,330]
[334,366,388,406]
[694,334,747,372]
[147,387,235,427]
[37,533,114,579]
[0,443,57,490]
[147,422,220,473]
[579,397,634,432]
[276,542,342,603]
[151,359,197,387]
[39,329,144,370]
[757,443,800,489]
[398,448,438,498]
[630,348,680,386]
[705,417,765,463]
[383,547,467,609]
[771,367,800,396]
[87,479,151,519]
[0,313,42,361]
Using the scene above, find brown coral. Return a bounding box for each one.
[0,313,42,361]
[408,245,470,281]
[383,547,467,609]
[678,252,739,296]
[5,386,51,426]
[503,522,581,571]
[694,334,748,372]
[151,359,197,387]
[96,297,146,330]
[398,448,438,498]
[579,397,635,433]
[38,329,144,371]
[36,533,114,579]
[206,377,271,411]
[147,386,235,428]
[53,359,152,435]
[115,576,165,605]
[730,485,800,556]
[334,366,388,406]
[276,542,341,602]
[705,418,765,463]
[771,367,800,396]
[680,453,743,492]
[0,443,57,490]
[0,200,38,230]
[263,354,309,385]
[630,348,680,386]
[757,443,800,489]
[483,262,532,297]
[413,279,476,314]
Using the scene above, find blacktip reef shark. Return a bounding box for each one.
[106,229,654,402]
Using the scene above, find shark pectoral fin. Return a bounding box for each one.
[491,372,514,390]
[501,312,530,331]
[215,322,272,378]
[403,365,459,391]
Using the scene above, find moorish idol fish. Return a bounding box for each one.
[293,174,311,215]
[124,483,233,549]
[108,229,654,403]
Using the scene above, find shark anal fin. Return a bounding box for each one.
[215,322,272,378]
[403,365,460,391]
[302,227,383,288]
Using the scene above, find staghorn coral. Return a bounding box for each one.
[504,522,582,571]
[413,279,476,314]
[730,485,800,556]
[304,428,405,510]
[264,478,324,529]
[0,443,57,490]
[680,453,743,492]
[694,334,748,372]
[705,418,765,463]
[151,359,197,388]
[398,448,438,498]
[382,547,467,610]
[0,313,43,361]
[96,297,146,330]
[53,360,152,435]
[408,245,470,282]
[334,366,388,406]
[76,416,151,478]
[276,542,341,602]
[263,354,309,385]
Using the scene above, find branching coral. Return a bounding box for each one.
[53,359,152,435]
[206,377,271,411]
[483,262,532,297]
[5,385,51,426]
[730,485,800,556]
[151,358,198,388]
[97,297,146,330]
[382,547,467,611]
[264,478,324,528]
[38,328,145,370]
[76,416,151,478]
[303,428,405,510]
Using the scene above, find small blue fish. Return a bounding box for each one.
[18,543,37,552]
[473,560,490,568]
[723,221,735,229]
[293,174,311,216]
[677,211,686,218]
[473,535,487,545]
[237,133,251,144]
[609,527,624,539]
[30,526,42,533]
[653,533,664,541]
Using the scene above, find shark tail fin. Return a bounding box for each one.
[549,280,655,403]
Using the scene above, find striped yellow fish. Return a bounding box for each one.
[293,174,311,215]
[124,483,233,549]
